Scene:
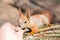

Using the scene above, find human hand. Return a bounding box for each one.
[0,22,24,40]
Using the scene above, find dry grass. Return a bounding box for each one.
[23,23,60,40]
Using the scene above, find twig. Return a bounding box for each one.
[38,25,60,32]
[43,30,60,34]
[44,34,60,37]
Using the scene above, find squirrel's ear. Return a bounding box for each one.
[19,7,24,17]
[26,8,30,20]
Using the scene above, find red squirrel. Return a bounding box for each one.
[18,7,53,34]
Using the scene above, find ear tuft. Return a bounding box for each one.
[18,7,24,17]
[26,8,30,20]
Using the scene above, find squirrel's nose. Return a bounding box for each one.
[18,24,21,27]
[18,25,32,34]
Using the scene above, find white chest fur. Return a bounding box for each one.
[30,15,49,28]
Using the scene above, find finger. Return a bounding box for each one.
[16,28,24,40]
[0,22,19,40]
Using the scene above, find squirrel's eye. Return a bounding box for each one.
[24,21,27,23]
